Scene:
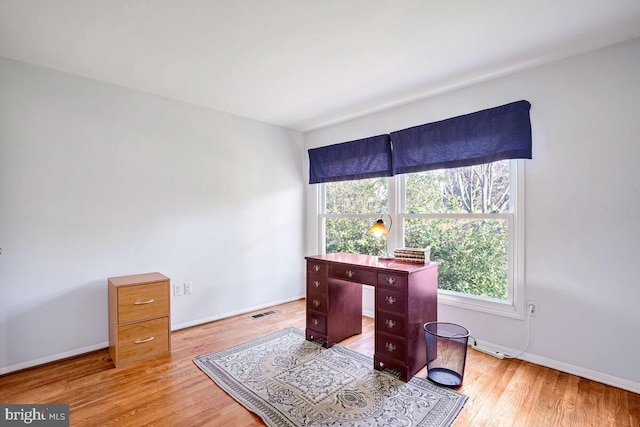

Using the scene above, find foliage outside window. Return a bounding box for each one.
[323,178,387,255]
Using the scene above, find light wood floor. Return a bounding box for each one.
[1,299,638,426]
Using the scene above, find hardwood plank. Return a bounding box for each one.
[0,299,638,426]
[629,391,640,427]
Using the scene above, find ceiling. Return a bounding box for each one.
[1,1,639,131]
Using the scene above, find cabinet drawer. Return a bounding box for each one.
[377,272,408,290]
[376,332,406,362]
[118,281,169,325]
[117,317,169,362]
[329,265,375,284]
[307,293,328,314]
[376,311,406,336]
[376,287,406,315]
[306,311,326,335]
[307,261,327,276]
[307,275,327,294]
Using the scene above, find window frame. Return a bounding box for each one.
[315,159,525,319]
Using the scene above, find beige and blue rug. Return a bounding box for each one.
[194,327,467,426]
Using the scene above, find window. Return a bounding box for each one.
[316,160,524,317]
[402,160,513,301]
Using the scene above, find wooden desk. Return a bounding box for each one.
[305,253,438,381]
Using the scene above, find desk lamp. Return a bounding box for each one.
[368,213,394,260]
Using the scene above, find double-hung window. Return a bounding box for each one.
[400,159,524,316]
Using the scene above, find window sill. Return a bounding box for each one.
[437,290,524,320]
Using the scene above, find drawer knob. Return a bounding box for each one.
[345,270,354,278]
[313,299,321,308]
[386,276,396,285]
[313,264,321,272]
[385,319,396,329]
[385,296,396,305]
[134,299,155,305]
[385,342,396,353]
[134,336,155,344]
[314,280,321,288]
[312,318,319,326]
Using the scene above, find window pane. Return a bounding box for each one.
[325,178,387,214]
[326,218,387,256]
[405,218,508,300]
[405,160,510,214]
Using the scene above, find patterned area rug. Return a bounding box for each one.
[194,327,467,426]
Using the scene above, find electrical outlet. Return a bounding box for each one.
[184,282,193,295]
[526,300,537,317]
[174,283,183,296]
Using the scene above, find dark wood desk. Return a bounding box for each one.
[305,252,438,381]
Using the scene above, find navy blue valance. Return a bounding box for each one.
[390,100,532,175]
[308,134,392,184]
[308,100,532,184]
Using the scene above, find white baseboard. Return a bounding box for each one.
[470,339,640,394]
[171,295,305,331]
[0,342,109,376]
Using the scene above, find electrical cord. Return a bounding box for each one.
[468,303,534,359]
[504,303,534,359]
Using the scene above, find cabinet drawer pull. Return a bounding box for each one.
[312,318,319,326]
[345,270,354,278]
[313,264,321,272]
[314,280,321,288]
[386,276,396,285]
[313,299,321,308]
[385,296,396,305]
[134,336,155,344]
[134,299,155,305]
[385,319,396,329]
[385,342,396,353]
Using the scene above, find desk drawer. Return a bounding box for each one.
[307,261,327,276]
[306,311,326,335]
[307,293,328,314]
[377,272,408,290]
[329,265,375,284]
[376,311,406,336]
[307,275,327,294]
[376,287,406,315]
[376,332,406,362]
[117,317,169,362]
[118,281,169,325]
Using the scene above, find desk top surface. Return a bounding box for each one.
[306,252,437,274]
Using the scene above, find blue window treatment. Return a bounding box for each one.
[308,100,532,184]
[390,100,532,175]
[308,134,392,184]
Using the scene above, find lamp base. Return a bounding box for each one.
[378,254,395,260]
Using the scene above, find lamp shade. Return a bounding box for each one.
[368,219,389,237]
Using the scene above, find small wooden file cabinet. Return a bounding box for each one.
[108,272,171,367]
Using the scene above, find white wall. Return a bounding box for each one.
[305,38,640,391]
[0,57,305,373]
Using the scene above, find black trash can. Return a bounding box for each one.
[424,322,469,388]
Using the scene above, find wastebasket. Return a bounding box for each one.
[424,322,469,388]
